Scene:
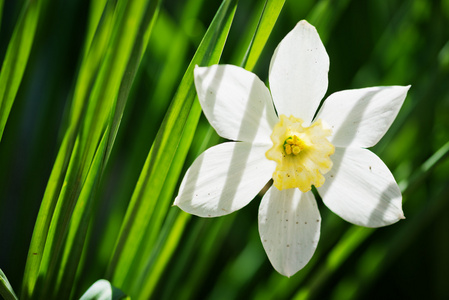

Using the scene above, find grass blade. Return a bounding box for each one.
[0,269,18,300]
[241,0,285,71]
[0,0,42,142]
[21,0,161,298]
[107,0,238,294]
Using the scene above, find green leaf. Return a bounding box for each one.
[0,0,42,142]
[241,0,286,71]
[21,0,161,299]
[79,279,129,300]
[0,269,18,300]
[106,0,238,294]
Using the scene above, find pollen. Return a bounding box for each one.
[266,115,335,192]
[284,135,306,155]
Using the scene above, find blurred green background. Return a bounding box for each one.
[1,0,448,299]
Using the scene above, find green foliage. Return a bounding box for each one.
[0,0,448,299]
[0,0,41,141]
[0,269,18,300]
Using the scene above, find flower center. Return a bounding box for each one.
[283,135,305,155]
[266,115,335,192]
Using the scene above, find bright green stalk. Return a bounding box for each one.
[83,0,109,59]
[53,126,110,299]
[240,0,286,71]
[0,269,18,300]
[0,1,4,33]
[135,210,191,299]
[0,0,42,142]
[21,0,161,298]
[107,0,238,293]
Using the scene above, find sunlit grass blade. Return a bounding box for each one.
[83,0,109,58]
[82,4,198,282]
[106,0,238,294]
[51,127,109,299]
[0,0,42,142]
[20,0,161,299]
[0,269,18,300]
[133,209,191,299]
[306,0,352,42]
[0,1,3,32]
[241,0,285,71]
[20,2,116,296]
[174,216,236,300]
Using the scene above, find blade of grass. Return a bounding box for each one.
[40,0,159,296]
[20,1,115,296]
[240,0,285,71]
[21,0,160,298]
[134,209,191,299]
[53,126,110,299]
[106,0,238,291]
[0,0,42,142]
[0,0,4,32]
[0,269,18,300]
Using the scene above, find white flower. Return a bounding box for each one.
[174,20,410,277]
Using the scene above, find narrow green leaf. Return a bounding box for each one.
[0,0,4,33]
[84,0,109,57]
[0,269,18,300]
[0,0,42,142]
[107,0,238,291]
[50,127,109,299]
[21,0,161,298]
[241,0,286,71]
[133,210,191,299]
[20,127,76,300]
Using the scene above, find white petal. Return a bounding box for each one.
[317,147,404,227]
[194,65,278,144]
[269,20,329,125]
[174,142,275,217]
[316,86,410,148]
[258,186,321,277]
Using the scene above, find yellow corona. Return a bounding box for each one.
[266,115,335,192]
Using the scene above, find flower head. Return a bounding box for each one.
[174,20,410,276]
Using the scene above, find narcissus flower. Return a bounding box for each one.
[174,20,410,276]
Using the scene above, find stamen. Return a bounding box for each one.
[283,135,305,155]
